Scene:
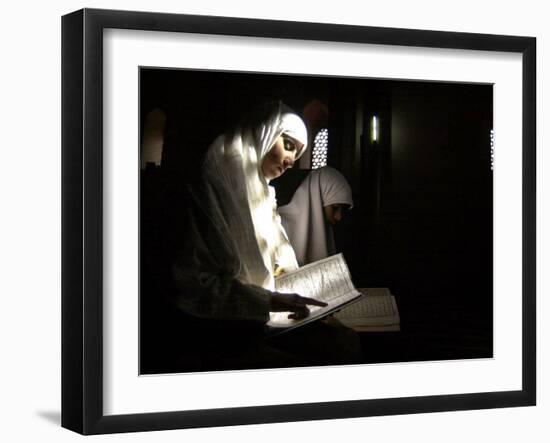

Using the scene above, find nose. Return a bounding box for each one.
[283,155,295,169]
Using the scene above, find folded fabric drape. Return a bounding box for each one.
[173,102,308,321]
[278,166,353,266]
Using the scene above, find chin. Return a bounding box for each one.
[271,170,283,180]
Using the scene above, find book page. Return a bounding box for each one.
[334,290,400,327]
[267,254,362,332]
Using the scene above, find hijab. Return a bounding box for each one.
[189,102,308,291]
[278,166,353,266]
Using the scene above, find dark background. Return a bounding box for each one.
[140,68,493,370]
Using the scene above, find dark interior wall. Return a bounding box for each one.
[348,82,494,340]
[321,80,494,339]
[383,82,493,298]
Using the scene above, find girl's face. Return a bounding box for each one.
[324,204,346,225]
[261,134,302,180]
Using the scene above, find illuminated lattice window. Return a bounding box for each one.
[490,129,495,171]
[311,128,328,169]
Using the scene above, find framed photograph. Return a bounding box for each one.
[62,8,536,435]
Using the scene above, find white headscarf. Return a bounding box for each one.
[199,102,308,290]
[278,166,353,266]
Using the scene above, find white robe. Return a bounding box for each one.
[278,166,353,266]
[173,103,308,321]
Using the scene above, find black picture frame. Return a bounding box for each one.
[61,8,536,435]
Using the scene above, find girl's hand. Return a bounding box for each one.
[269,292,328,320]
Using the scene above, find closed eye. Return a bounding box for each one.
[282,136,297,152]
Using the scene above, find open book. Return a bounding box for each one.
[267,253,362,334]
[333,288,400,332]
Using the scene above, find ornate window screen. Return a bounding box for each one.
[311,128,328,169]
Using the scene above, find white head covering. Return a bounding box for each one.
[251,105,308,183]
[278,166,353,266]
[199,102,308,289]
